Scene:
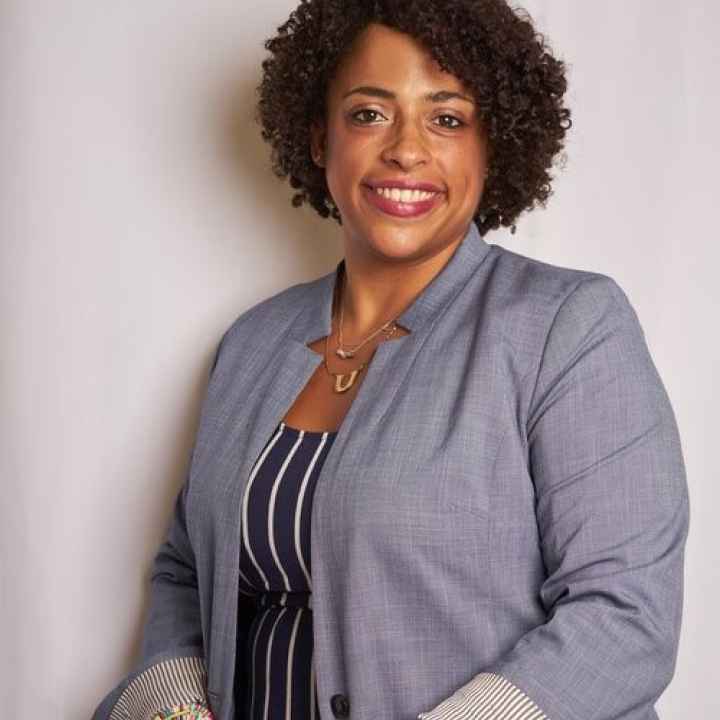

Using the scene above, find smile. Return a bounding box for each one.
[362,184,444,219]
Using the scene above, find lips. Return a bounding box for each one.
[362,183,444,219]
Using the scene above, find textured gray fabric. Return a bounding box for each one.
[91,221,689,720]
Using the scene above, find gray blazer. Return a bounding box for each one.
[92,221,689,720]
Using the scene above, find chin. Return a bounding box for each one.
[365,226,443,259]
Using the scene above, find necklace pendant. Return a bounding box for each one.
[333,370,359,393]
[336,347,355,359]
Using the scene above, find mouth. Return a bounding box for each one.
[361,184,445,219]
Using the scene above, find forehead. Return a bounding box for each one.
[329,22,469,96]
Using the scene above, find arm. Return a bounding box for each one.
[418,275,689,720]
[91,338,228,720]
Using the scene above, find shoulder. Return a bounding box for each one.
[223,280,309,343]
[486,242,638,326]
[210,268,331,366]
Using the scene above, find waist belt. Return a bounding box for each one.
[255,590,312,609]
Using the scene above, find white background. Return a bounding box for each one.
[1,1,716,716]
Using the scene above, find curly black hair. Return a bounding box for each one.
[254,0,572,237]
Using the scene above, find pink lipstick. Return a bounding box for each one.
[362,184,444,219]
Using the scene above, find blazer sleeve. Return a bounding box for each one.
[417,275,690,720]
[90,338,228,720]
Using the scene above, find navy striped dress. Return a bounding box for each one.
[237,420,339,720]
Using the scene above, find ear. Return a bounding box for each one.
[310,119,327,168]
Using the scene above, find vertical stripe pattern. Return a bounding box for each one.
[417,673,548,720]
[108,656,210,720]
[239,421,337,720]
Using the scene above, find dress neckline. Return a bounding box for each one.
[280,421,338,436]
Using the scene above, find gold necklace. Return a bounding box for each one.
[335,289,397,359]
[321,324,398,393]
[321,267,400,393]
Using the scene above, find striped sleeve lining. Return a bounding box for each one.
[417,672,548,720]
[109,655,212,720]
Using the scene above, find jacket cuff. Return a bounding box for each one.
[109,655,212,720]
[417,673,548,720]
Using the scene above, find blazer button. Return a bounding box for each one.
[330,693,350,718]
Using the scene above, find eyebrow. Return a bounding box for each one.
[342,85,475,105]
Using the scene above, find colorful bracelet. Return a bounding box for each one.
[150,701,214,720]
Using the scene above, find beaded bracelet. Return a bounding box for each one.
[150,701,214,720]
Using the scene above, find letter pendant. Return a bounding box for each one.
[333,370,359,393]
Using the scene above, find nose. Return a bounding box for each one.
[380,116,431,170]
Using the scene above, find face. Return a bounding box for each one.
[310,22,489,267]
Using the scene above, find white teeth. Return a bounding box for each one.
[374,187,437,202]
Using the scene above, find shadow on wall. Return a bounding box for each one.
[213,69,341,276]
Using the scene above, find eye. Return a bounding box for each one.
[349,109,466,130]
[435,114,465,129]
[350,109,387,124]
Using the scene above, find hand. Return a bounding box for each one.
[150,702,215,720]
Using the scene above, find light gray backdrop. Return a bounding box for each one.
[0,1,715,716]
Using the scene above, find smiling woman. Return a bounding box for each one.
[91,2,688,720]
[256,0,571,239]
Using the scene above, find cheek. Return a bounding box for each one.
[327,121,375,166]
[439,142,484,188]
[453,154,480,182]
[325,138,375,199]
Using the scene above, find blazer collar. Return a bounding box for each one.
[289,220,492,346]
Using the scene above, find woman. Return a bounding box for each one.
[92,2,689,720]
